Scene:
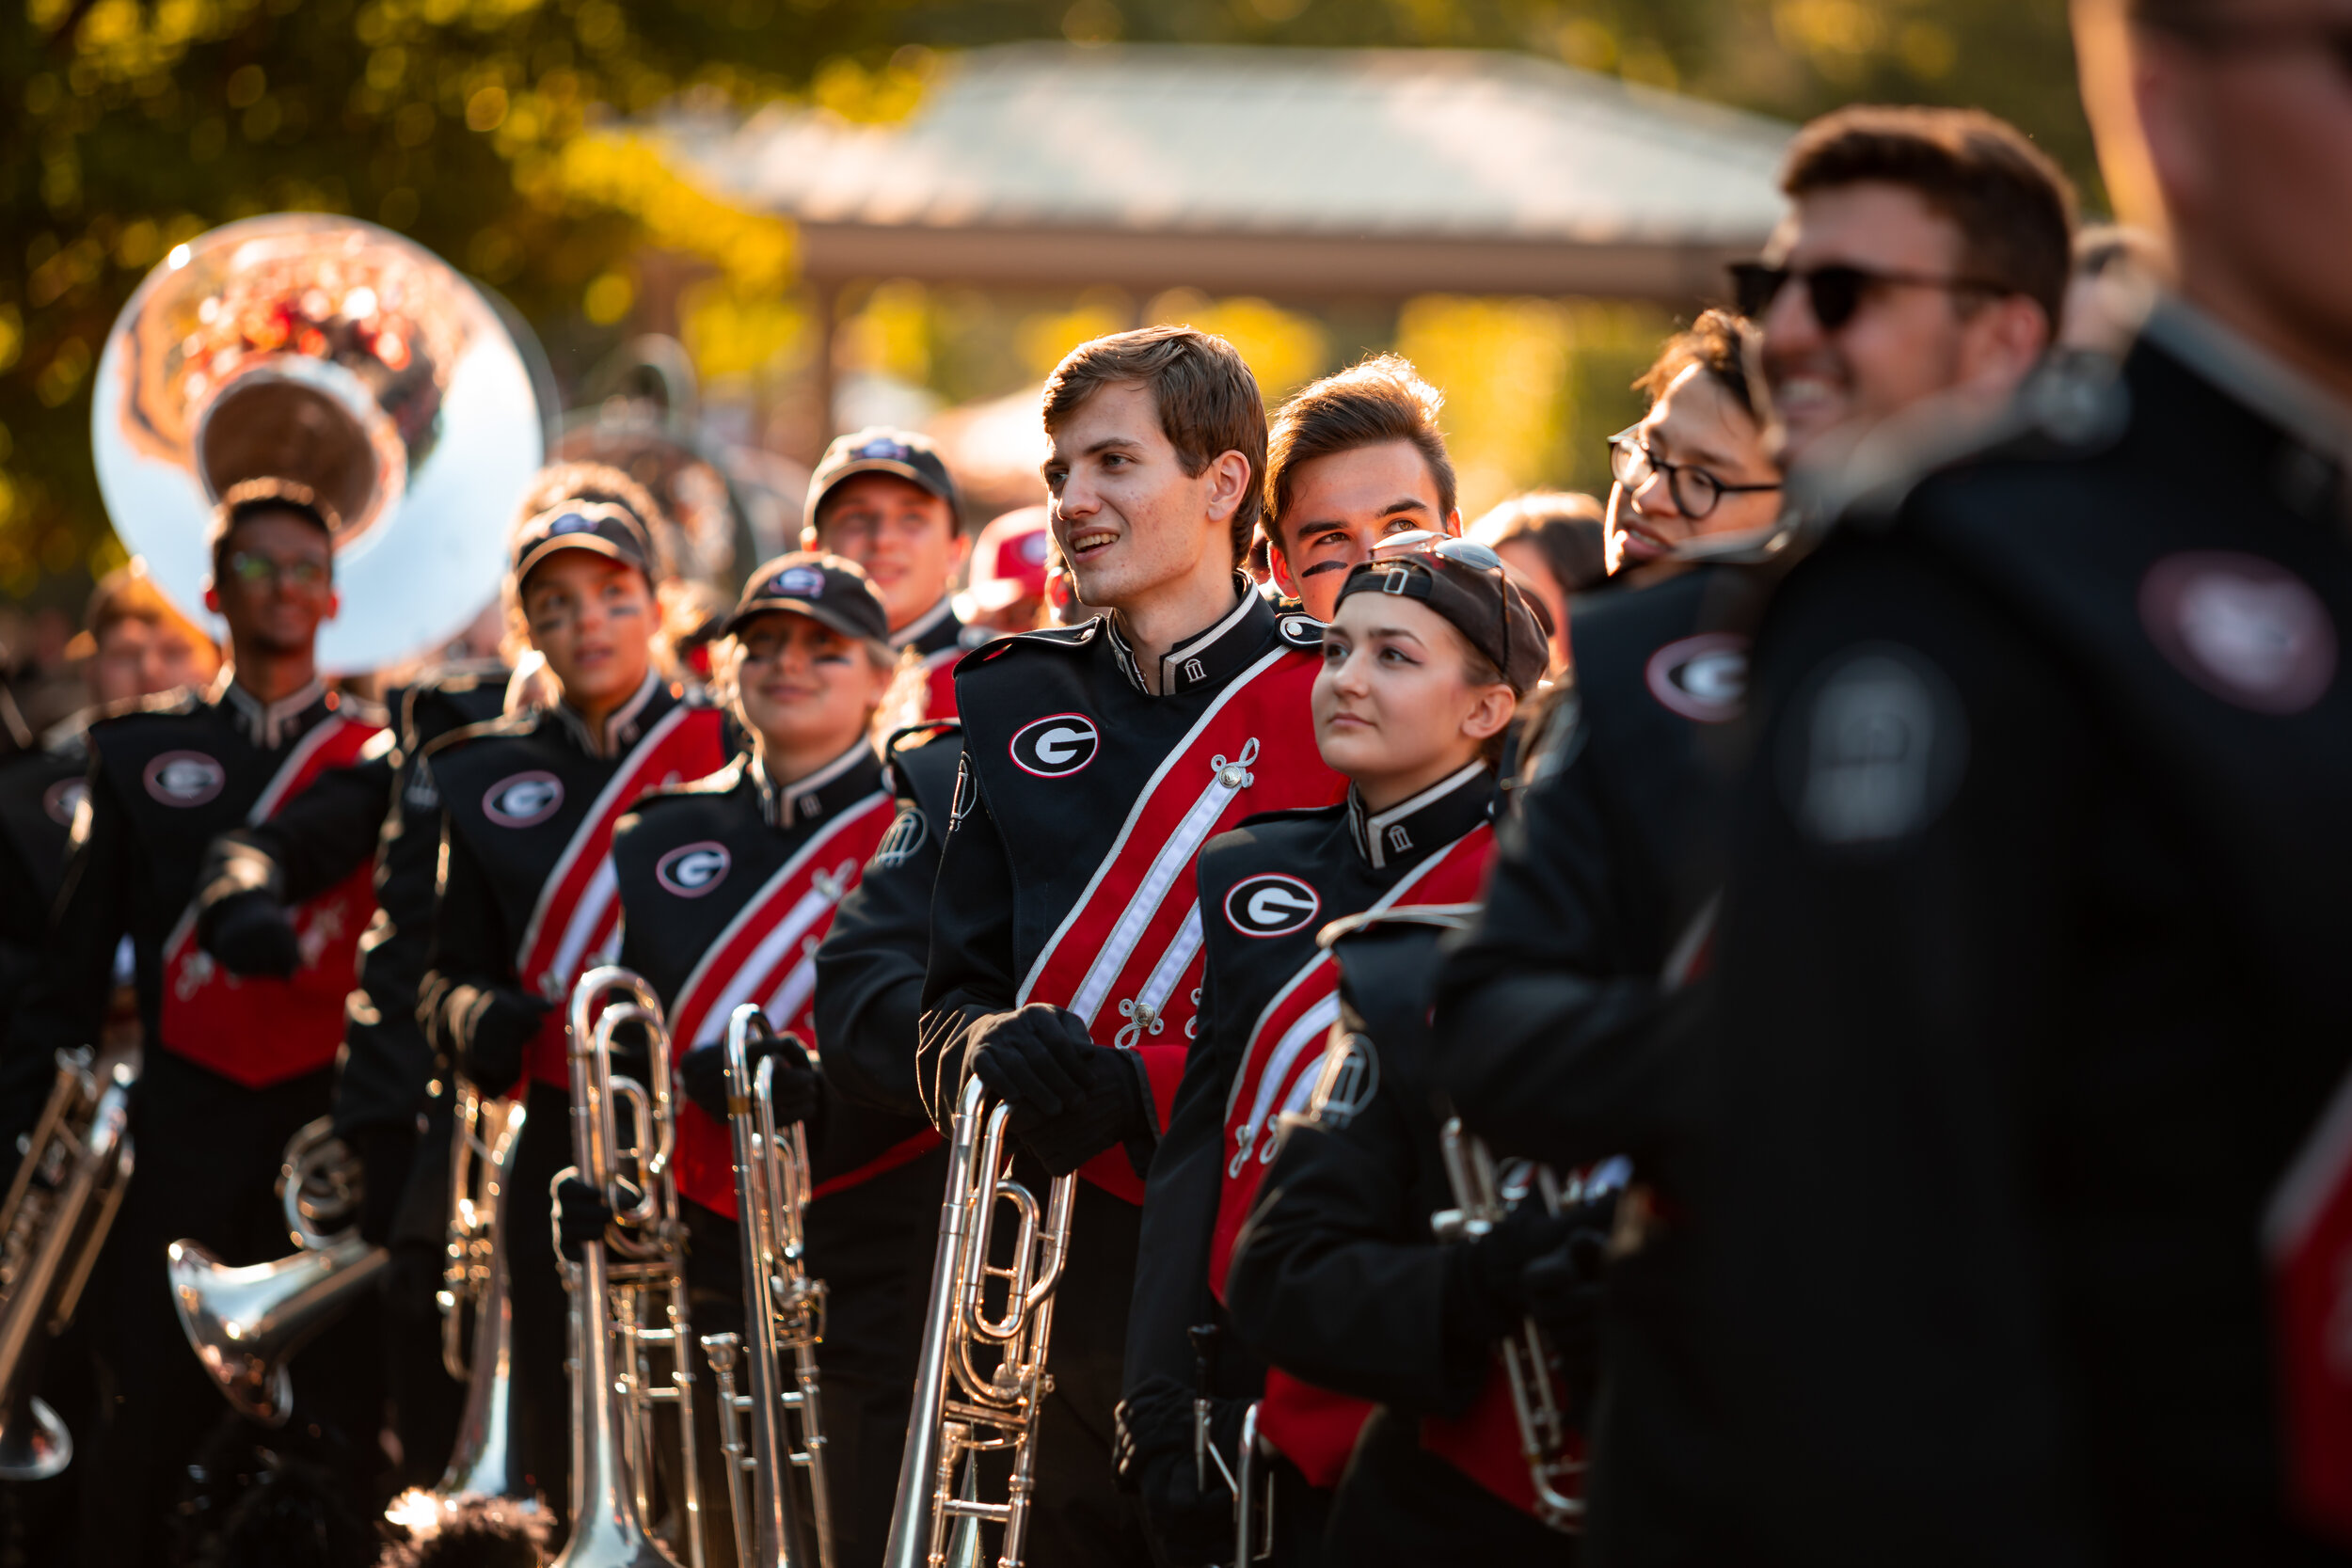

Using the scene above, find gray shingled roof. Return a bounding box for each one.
[673,44,1795,302]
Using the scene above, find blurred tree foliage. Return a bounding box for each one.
[2,0,2089,610]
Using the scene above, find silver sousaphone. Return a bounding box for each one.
[91,214,547,672]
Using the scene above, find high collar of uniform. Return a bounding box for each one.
[752,738,883,830]
[1104,576,1271,697]
[890,594,961,654]
[548,668,666,759]
[211,668,330,750]
[1346,762,1495,872]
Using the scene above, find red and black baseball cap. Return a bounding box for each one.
[510,499,658,583]
[1335,531,1551,695]
[723,551,890,642]
[805,428,961,532]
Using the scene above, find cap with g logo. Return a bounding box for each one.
[511,499,657,583]
[724,551,891,643]
[807,427,962,531]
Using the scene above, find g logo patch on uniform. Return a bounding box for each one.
[144,751,225,807]
[1779,643,1967,848]
[484,770,564,828]
[2140,551,2337,716]
[871,807,929,869]
[41,777,87,827]
[1224,873,1321,938]
[656,841,731,896]
[1645,633,1749,722]
[1009,714,1099,779]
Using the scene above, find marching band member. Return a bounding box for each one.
[802,427,977,718]
[2,482,385,1566]
[1258,356,1465,624]
[1120,537,1547,1566]
[573,552,933,1567]
[417,493,728,1520]
[1432,110,2075,1564]
[915,325,1347,1562]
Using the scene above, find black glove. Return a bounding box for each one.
[204,892,301,979]
[1454,1196,1580,1344]
[1520,1195,1616,1421]
[346,1124,417,1248]
[553,1173,614,1262]
[1114,1374,1248,1566]
[455,986,552,1099]
[966,1004,1094,1125]
[677,1032,822,1129]
[1018,1047,1152,1177]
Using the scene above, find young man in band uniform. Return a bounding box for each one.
[1128,541,1549,1566]
[803,427,977,719]
[1613,19,2352,1561]
[578,554,936,1567]
[2,482,384,1566]
[914,326,1347,1564]
[1258,356,1465,625]
[1434,109,2076,1566]
[418,497,728,1520]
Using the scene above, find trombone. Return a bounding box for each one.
[0,1048,135,1480]
[554,965,707,1568]
[435,1080,536,1505]
[700,1004,829,1568]
[1431,1117,1584,1533]
[883,1075,1075,1568]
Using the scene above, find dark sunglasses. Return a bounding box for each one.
[227,550,330,590]
[2149,12,2352,78]
[1730,261,2010,332]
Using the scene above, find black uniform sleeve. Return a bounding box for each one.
[0,828,47,1046]
[1433,717,1687,1169]
[814,799,937,1119]
[1123,960,1237,1397]
[0,748,132,1132]
[914,771,1022,1131]
[1222,1091,1489,1418]
[331,753,442,1137]
[418,799,519,1066]
[193,749,394,915]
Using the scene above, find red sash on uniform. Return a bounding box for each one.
[1016,648,1341,1202]
[1419,1358,1581,1520]
[921,650,959,721]
[1205,838,1493,1485]
[2266,1066,2352,1544]
[519,706,729,1087]
[666,790,904,1216]
[160,715,383,1087]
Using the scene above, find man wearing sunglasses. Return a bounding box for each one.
[1607,8,2352,1565]
[1739,104,2075,476]
[0,480,394,1565]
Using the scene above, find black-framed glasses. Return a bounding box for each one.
[1608,427,1781,520]
[227,550,330,590]
[1729,261,2010,331]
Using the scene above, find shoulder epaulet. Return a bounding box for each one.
[633,755,746,807]
[884,719,961,761]
[1317,904,1475,952]
[1224,801,1343,837]
[419,712,535,762]
[960,620,1099,671]
[1274,610,1323,648]
[329,690,390,729]
[87,687,200,731]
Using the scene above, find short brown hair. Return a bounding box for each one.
[1782,105,2077,335]
[1263,355,1456,558]
[1042,325,1267,567]
[1468,491,1608,596]
[1634,308,1764,427]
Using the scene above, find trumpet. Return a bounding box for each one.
[1430,1118,1583,1533]
[883,1075,1075,1568]
[167,1117,389,1426]
[0,1049,135,1480]
[554,966,707,1568]
[435,1082,536,1504]
[701,1005,830,1568]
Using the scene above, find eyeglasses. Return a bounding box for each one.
[1608,428,1782,520]
[227,551,330,591]
[2146,13,2352,79]
[1729,261,2010,332]
[1367,530,1505,573]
